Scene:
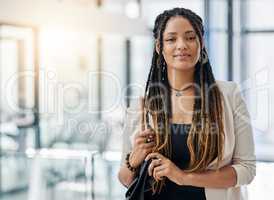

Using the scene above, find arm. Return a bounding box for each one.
[118,99,156,188]
[117,108,137,187]
[181,83,256,188]
[141,83,256,189]
[146,153,236,188]
[118,164,137,188]
[182,165,237,188]
[229,83,256,187]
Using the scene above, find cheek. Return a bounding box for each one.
[192,42,201,62]
[163,49,173,64]
[193,49,200,62]
[162,47,174,63]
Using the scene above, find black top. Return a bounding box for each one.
[146,123,206,200]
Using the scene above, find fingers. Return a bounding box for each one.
[148,158,162,176]
[133,128,156,153]
[135,137,149,145]
[145,152,164,161]
[153,165,165,181]
[140,142,156,149]
[134,129,155,147]
[135,137,155,151]
[137,129,155,138]
[135,130,155,144]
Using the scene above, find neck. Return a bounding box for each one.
[167,67,195,90]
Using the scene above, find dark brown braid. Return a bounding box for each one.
[144,7,225,194]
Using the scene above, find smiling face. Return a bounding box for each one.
[157,16,201,71]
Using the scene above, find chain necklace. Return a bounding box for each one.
[169,84,193,97]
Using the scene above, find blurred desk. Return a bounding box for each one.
[0,149,98,200]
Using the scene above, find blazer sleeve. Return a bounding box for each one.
[230,83,256,187]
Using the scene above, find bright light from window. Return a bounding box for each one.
[125,0,140,19]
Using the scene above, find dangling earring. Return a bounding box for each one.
[199,49,208,65]
[161,61,167,81]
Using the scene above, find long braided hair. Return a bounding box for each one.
[144,7,225,194]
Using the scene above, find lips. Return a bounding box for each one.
[173,53,191,59]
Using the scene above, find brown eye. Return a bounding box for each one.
[186,36,196,41]
[165,38,175,42]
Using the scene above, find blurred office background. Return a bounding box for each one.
[0,0,274,199]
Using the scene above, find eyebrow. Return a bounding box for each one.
[165,30,196,35]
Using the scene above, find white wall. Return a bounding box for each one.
[0,0,149,36]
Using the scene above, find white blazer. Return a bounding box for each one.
[120,80,256,200]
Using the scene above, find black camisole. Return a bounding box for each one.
[147,123,207,200]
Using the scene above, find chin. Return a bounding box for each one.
[172,63,196,71]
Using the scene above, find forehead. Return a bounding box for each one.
[163,16,195,35]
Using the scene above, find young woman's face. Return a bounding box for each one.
[159,16,201,71]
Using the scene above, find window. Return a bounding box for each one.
[240,0,274,160]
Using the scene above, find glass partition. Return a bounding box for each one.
[0,149,97,200]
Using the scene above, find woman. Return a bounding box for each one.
[118,7,256,200]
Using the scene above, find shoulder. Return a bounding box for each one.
[215,80,239,95]
[215,80,242,103]
[215,80,246,113]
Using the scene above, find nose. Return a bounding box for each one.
[176,38,187,50]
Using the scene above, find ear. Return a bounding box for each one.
[155,39,160,54]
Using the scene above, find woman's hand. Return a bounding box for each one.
[129,97,156,168]
[145,152,187,186]
[129,129,156,168]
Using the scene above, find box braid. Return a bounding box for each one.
[144,7,225,194]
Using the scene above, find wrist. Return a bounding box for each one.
[125,152,138,173]
[179,170,193,186]
[129,153,139,168]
